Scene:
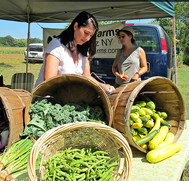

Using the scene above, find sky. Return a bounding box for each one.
[0,19,153,40]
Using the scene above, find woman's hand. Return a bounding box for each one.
[99,83,115,94]
[116,72,128,81]
[131,72,140,81]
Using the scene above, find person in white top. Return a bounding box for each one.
[34,11,114,94]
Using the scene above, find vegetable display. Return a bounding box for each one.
[0,138,35,181]
[129,95,182,163]
[20,98,106,140]
[43,147,118,181]
[146,143,182,163]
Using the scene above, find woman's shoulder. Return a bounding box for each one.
[138,46,145,53]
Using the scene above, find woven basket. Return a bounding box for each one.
[27,122,132,181]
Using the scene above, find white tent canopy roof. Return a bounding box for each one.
[0,0,174,23]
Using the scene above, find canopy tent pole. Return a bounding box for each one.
[26,0,31,74]
[26,22,30,74]
[172,17,177,85]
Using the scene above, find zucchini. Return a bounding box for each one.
[146,143,182,163]
[132,123,143,129]
[135,129,159,146]
[146,101,156,110]
[161,119,171,128]
[140,143,148,150]
[137,127,148,135]
[133,135,141,141]
[130,113,139,121]
[148,114,161,134]
[144,114,151,120]
[141,108,153,116]
[158,132,175,148]
[130,127,137,136]
[140,116,148,124]
[129,119,134,126]
[148,126,169,150]
[143,119,154,128]
[131,105,140,113]
[161,112,168,119]
[138,109,146,116]
[135,101,146,107]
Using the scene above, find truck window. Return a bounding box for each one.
[131,26,160,53]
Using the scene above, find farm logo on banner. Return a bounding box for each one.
[43,22,125,58]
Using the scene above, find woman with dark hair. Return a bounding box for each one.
[34,11,114,93]
[112,26,148,87]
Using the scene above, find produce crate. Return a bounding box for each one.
[109,76,185,153]
[27,122,132,181]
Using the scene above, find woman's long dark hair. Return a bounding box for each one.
[57,11,98,59]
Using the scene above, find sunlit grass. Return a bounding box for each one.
[0,47,25,54]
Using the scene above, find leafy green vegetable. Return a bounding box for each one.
[20,98,106,140]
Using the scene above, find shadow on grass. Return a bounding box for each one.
[0,63,13,68]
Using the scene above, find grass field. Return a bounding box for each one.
[0,47,189,180]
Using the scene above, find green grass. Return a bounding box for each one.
[0,47,41,87]
[0,47,25,54]
[0,47,189,180]
[177,64,189,120]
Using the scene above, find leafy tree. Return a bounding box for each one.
[30,38,42,44]
[151,2,189,65]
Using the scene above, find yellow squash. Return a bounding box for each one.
[148,126,169,150]
[148,114,161,134]
[158,132,175,148]
[146,143,182,163]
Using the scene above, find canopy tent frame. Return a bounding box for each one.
[0,0,176,81]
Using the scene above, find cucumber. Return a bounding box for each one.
[135,129,159,146]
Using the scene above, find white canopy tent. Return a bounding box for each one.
[0,0,175,73]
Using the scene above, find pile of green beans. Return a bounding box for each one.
[43,147,118,181]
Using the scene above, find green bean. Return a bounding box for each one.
[44,147,118,181]
[56,169,72,181]
[99,166,115,181]
[92,150,109,156]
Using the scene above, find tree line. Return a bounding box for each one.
[152,2,189,66]
[0,2,188,65]
[0,35,42,47]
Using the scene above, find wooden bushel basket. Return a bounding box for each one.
[0,87,31,148]
[25,74,113,126]
[109,76,186,153]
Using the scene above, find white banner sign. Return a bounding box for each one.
[43,22,125,58]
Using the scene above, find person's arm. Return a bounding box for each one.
[44,53,60,80]
[131,47,148,81]
[83,58,115,93]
